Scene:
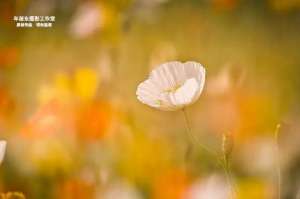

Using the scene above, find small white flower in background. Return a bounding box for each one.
[69,2,103,39]
[186,175,230,199]
[0,141,6,164]
[207,67,231,96]
[101,181,142,199]
[136,61,205,111]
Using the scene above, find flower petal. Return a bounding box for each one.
[184,61,205,99]
[172,78,199,107]
[157,92,181,111]
[136,79,161,108]
[150,61,205,91]
[150,61,185,90]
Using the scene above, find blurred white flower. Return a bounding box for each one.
[97,51,112,83]
[237,138,275,176]
[26,0,55,15]
[207,64,245,96]
[69,2,103,39]
[0,140,6,164]
[101,181,142,199]
[186,175,230,199]
[207,67,231,96]
[136,61,205,111]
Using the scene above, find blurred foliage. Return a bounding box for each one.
[0,0,300,198]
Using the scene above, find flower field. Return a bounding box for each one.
[0,0,300,198]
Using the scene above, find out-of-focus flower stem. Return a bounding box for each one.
[222,152,236,199]
[222,132,237,199]
[274,124,281,199]
[182,108,218,169]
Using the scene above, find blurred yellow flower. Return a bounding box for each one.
[38,67,99,104]
[235,93,276,143]
[74,67,99,101]
[236,179,272,199]
[118,134,171,185]
[29,139,75,177]
[53,72,72,102]
[0,192,25,199]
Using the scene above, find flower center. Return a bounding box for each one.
[163,84,182,93]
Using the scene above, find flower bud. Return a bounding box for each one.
[222,132,234,160]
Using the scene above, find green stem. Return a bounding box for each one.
[182,108,218,157]
[276,145,281,199]
[182,108,238,198]
[182,108,193,173]
[274,124,281,199]
[223,154,237,199]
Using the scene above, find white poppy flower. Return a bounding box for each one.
[0,141,6,164]
[136,61,205,111]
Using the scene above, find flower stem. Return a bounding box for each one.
[222,152,237,199]
[181,108,237,198]
[181,108,219,174]
[182,108,217,157]
[182,108,193,172]
[274,124,281,199]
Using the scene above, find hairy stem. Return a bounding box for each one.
[182,108,237,198]
[182,108,217,156]
[182,108,220,174]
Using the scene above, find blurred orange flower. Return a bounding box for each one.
[0,86,15,128]
[153,169,188,199]
[0,86,14,115]
[56,178,94,199]
[235,92,277,142]
[0,47,19,68]
[21,100,74,139]
[76,100,112,141]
